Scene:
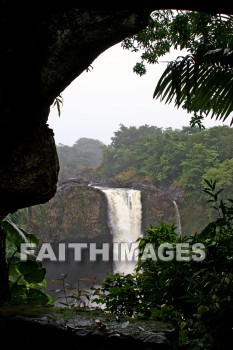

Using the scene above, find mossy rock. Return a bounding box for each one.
[0,305,176,349]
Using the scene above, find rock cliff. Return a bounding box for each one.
[22,181,176,243]
[28,182,109,243]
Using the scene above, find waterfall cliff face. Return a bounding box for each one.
[97,187,142,275]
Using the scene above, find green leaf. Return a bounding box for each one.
[24,269,46,284]
[18,261,46,283]
[26,289,49,305]
[18,260,43,275]
[197,305,210,316]
[21,229,39,245]
[52,94,63,117]
[153,49,233,124]
[11,285,28,303]
[2,218,28,247]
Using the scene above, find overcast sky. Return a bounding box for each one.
[48,42,230,146]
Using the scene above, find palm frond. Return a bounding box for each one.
[154,48,233,124]
[204,48,233,67]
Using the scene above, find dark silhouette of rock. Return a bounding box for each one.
[0,305,176,349]
[0,4,232,214]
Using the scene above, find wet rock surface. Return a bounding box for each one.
[0,305,176,349]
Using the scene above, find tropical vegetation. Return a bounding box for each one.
[123,10,233,126]
[95,180,233,349]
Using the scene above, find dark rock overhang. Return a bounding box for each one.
[0,3,232,215]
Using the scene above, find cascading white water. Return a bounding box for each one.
[172,200,182,237]
[97,187,142,275]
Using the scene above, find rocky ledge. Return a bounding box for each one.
[0,305,176,349]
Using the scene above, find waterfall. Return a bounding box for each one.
[96,187,142,275]
[172,200,182,237]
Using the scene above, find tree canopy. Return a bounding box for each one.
[57,138,104,181]
[123,10,233,125]
[99,124,233,195]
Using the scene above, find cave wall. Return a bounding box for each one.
[1,4,232,215]
[0,7,153,215]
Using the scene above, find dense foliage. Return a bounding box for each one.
[99,124,233,197]
[57,137,103,181]
[124,11,233,75]
[123,10,233,125]
[1,217,50,304]
[96,180,233,349]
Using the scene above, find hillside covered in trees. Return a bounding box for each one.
[61,124,233,198]
[98,124,233,194]
[58,124,233,234]
[57,137,103,181]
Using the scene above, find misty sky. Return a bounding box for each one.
[48,43,230,146]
